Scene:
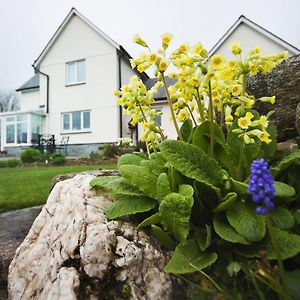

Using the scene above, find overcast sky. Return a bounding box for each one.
[0,0,299,90]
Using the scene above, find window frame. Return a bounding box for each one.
[66,59,86,86]
[61,110,91,133]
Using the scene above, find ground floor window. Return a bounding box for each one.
[3,113,42,145]
[62,110,90,132]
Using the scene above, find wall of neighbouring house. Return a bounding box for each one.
[212,23,296,59]
[38,15,120,154]
[19,89,41,111]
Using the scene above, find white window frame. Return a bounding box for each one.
[61,110,91,133]
[66,59,86,85]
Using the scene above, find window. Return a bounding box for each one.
[154,108,162,126]
[66,59,86,85]
[62,111,90,132]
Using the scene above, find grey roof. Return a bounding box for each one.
[144,77,177,101]
[16,74,39,92]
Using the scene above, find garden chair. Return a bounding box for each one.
[55,136,69,155]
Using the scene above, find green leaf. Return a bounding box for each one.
[178,184,194,199]
[285,270,300,300]
[226,202,266,242]
[159,192,193,242]
[151,225,177,250]
[164,240,218,274]
[90,176,119,188]
[180,119,193,142]
[159,140,227,191]
[229,178,248,195]
[104,177,145,197]
[141,158,167,176]
[105,195,157,219]
[269,207,295,230]
[213,214,250,245]
[274,181,296,198]
[138,213,161,228]
[266,226,300,259]
[156,173,171,202]
[118,153,143,167]
[119,165,158,200]
[196,225,212,251]
[271,150,300,177]
[213,192,237,213]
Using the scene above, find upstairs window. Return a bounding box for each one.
[62,111,90,132]
[66,59,86,85]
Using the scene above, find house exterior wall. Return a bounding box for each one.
[213,23,294,58]
[19,89,41,111]
[38,15,119,153]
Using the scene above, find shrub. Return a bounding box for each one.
[20,148,44,163]
[89,151,100,160]
[102,144,119,159]
[51,152,65,165]
[6,159,20,168]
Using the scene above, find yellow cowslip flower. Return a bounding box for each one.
[177,108,189,122]
[230,43,242,55]
[133,34,148,48]
[189,77,200,87]
[193,42,207,57]
[131,114,140,126]
[245,99,255,109]
[142,122,150,130]
[148,52,157,64]
[161,33,173,49]
[231,84,242,96]
[225,115,233,122]
[259,115,269,130]
[244,133,255,144]
[158,59,168,72]
[220,68,234,81]
[224,105,233,122]
[238,112,253,129]
[179,43,189,54]
[210,54,225,69]
[249,64,258,76]
[227,60,237,69]
[259,96,275,105]
[250,129,272,144]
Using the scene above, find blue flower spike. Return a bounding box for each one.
[248,159,275,215]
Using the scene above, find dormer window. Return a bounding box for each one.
[66,59,86,85]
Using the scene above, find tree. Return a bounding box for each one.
[0,89,20,112]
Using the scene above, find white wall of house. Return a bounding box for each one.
[38,15,120,146]
[213,23,295,59]
[19,89,41,111]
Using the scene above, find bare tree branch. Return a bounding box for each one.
[0,90,20,112]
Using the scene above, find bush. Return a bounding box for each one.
[6,159,20,168]
[89,151,100,160]
[51,152,65,165]
[20,148,44,163]
[102,144,119,159]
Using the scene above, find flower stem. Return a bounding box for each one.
[196,88,205,123]
[208,79,214,157]
[187,105,197,126]
[237,139,244,181]
[266,217,290,300]
[161,72,183,140]
[241,73,247,113]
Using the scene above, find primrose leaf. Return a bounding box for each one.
[105,195,156,219]
[151,225,177,250]
[164,239,218,274]
[141,158,167,176]
[261,123,277,160]
[138,213,161,228]
[285,270,300,300]
[269,207,295,230]
[196,225,212,251]
[226,202,266,242]
[213,214,250,245]
[271,150,300,177]
[159,140,226,191]
[104,177,145,197]
[90,176,120,189]
[180,119,193,142]
[274,181,296,198]
[118,153,143,167]
[156,173,171,202]
[213,192,237,213]
[266,226,300,260]
[159,192,193,242]
[119,165,158,200]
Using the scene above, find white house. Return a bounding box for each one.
[1,12,299,156]
[0,8,146,156]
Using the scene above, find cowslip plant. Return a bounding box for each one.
[91,35,300,299]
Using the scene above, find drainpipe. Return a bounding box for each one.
[33,66,49,113]
[117,50,123,138]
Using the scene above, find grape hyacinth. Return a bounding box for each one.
[248,159,275,215]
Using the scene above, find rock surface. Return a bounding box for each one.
[247,54,300,142]
[8,174,181,300]
[0,206,42,300]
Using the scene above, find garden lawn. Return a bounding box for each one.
[0,163,116,212]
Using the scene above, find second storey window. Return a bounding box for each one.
[62,111,90,132]
[66,59,85,85]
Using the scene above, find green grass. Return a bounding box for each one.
[0,164,116,212]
